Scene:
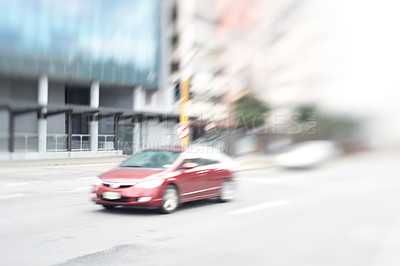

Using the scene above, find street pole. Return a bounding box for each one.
[180,77,190,147]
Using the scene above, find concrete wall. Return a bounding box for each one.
[99,117,115,135]
[99,87,134,135]
[0,73,177,155]
[0,78,65,134]
[15,113,37,133]
[159,0,171,92]
[141,119,180,148]
[152,86,174,113]
[0,109,8,150]
[235,134,257,155]
[48,82,65,134]
[0,78,37,102]
[0,78,38,133]
[100,87,134,109]
[0,110,8,133]
[165,120,181,146]
[133,86,174,113]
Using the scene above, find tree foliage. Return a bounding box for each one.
[294,104,316,123]
[294,104,360,142]
[233,93,269,129]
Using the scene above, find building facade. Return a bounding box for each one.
[0,0,181,160]
[171,0,400,151]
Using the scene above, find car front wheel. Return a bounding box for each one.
[159,185,179,214]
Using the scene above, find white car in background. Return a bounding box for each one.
[275,140,342,169]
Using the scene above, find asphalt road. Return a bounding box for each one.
[0,151,399,266]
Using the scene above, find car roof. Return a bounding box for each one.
[144,145,224,153]
[144,146,185,152]
[143,145,231,160]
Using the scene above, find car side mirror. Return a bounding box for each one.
[182,162,198,170]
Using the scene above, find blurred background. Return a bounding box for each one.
[1,1,400,266]
[0,0,399,159]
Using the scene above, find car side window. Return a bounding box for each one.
[178,158,203,170]
[200,158,219,166]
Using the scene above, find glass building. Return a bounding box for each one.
[0,0,180,158]
[0,0,161,88]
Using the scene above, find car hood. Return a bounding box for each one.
[99,167,165,183]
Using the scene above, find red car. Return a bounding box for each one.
[90,146,236,213]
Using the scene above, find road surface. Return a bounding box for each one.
[0,151,399,266]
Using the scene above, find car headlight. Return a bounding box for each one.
[134,179,164,189]
[93,177,102,186]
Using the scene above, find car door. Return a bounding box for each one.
[195,158,222,197]
[176,157,206,202]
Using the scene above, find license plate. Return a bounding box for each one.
[103,191,121,200]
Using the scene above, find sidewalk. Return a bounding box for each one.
[0,155,129,168]
[234,153,276,172]
[0,153,276,171]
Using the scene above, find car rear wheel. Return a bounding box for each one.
[218,179,236,202]
[159,185,179,214]
[102,204,116,210]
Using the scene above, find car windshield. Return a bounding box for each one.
[120,150,182,169]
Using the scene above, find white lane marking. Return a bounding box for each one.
[229,200,291,215]
[240,174,312,184]
[0,193,24,200]
[5,182,29,187]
